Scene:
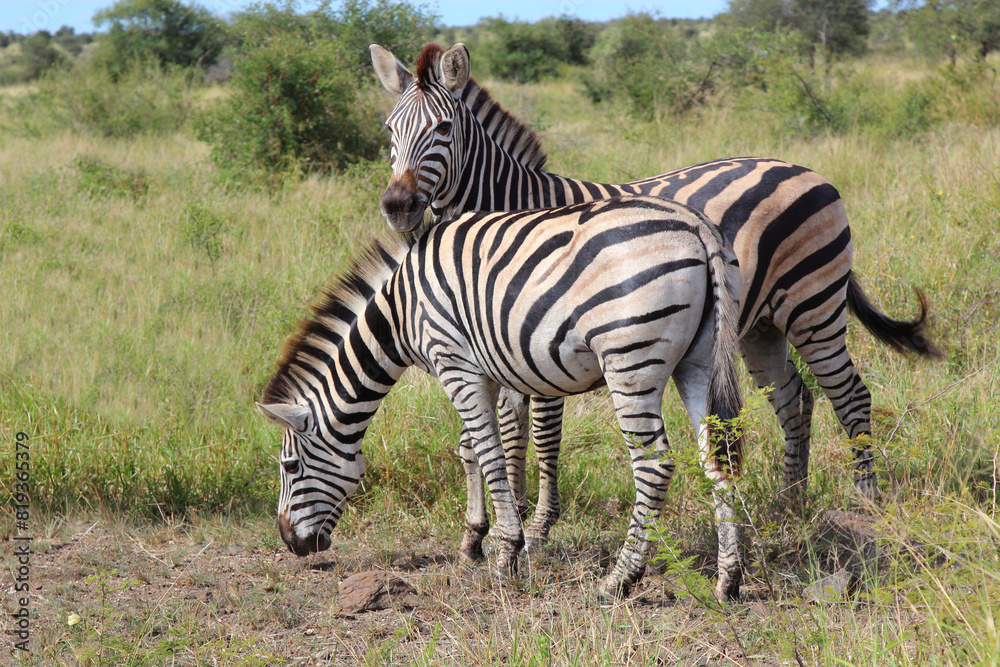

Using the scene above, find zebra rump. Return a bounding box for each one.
[258,196,747,602]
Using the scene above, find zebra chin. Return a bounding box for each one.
[383,207,426,233]
[278,513,332,556]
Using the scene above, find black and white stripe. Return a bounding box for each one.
[260,196,745,601]
[370,43,941,546]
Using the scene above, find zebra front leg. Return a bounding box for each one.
[458,424,489,562]
[525,395,564,548]
[448,377,525,578]
[497,388,531,521]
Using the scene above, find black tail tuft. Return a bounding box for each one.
[709,362,744,477]
[846,271,942,358]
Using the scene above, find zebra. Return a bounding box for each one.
[369,42,942,547]
[258,196,745,601]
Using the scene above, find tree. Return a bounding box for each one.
[20,31,67,80]
[898,0,1000,64]
[794,0,870,57]
[93,0,227,71]
[200,0,437,182]
[724,0,871,61]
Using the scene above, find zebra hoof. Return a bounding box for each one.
[523,530,549,551]
[459,546,485,564]
[597,577,632,604]
[714,577,742,604]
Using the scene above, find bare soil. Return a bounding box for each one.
[5,516,817,666]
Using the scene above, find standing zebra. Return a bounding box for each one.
[369,42,941,547]
[258,196,745,601]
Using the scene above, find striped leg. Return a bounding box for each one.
[783,277,876,500]
[446,377,524,577]
[741,320,814,509]
[599,387,673,601]
[497,388,531,520]
[525,396,564,547]
[458,424,490,562]
[793,338,875,499]
[675,353,743,602]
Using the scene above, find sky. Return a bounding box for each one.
[4,0,730,35]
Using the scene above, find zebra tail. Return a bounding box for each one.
[700,218,744,476]
[846,271,942,358]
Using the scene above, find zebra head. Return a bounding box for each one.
[257,400,367,557]
[370,43,470,232]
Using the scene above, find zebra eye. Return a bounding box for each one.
[282,459,300,476]
[436,120,453,135]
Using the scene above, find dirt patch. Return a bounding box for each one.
[3,516,836,665]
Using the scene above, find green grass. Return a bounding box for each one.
[1,52,999,664]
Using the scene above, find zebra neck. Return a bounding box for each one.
[441,114,616,217]
[323,293,411,438]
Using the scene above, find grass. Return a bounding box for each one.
[0,52,999,664]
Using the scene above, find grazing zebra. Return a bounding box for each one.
[369,42,941,546]
[258,196,745,601]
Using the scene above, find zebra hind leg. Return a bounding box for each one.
[524,395,564,548]
[458,424,490,563]
[598,386,673,601]
[794,338,876,501]
[674,325,745,602]
[497,388,531,521]
[741,320,814,511]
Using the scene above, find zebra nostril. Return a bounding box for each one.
[282,459,300,475]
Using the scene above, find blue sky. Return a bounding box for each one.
[4,0,730,34]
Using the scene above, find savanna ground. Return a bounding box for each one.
[2,57,1000,665]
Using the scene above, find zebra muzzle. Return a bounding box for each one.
[278,513,331,556]
[380,177,426,232]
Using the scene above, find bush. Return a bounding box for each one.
[3,59,193,138]
[471,15,598,82]
[198,33,384,184]
[201,0,435,185]
[20,31,67,81]
[581,14,711,118]
[73,156,150,201]
[230,0,437,82]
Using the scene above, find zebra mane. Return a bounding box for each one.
[414,43,548,171]
[262,235,415,405]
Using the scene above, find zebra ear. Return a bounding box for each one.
[440,43,470,94]
[257,402,310,432]
[370,44,413,95]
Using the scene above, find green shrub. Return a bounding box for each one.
[198,33,385,184]
[472,15,597,82]
[20,31,67,81]
[230,0,438,82]
[581,14,714,118]
[4,59,193,138]
[73,156,150,201]
[925,60,1000,126]
[180,202,226,269]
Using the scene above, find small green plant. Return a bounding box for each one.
[180,202,226,270]
[70,570,145,665]
[73,156,149,201]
